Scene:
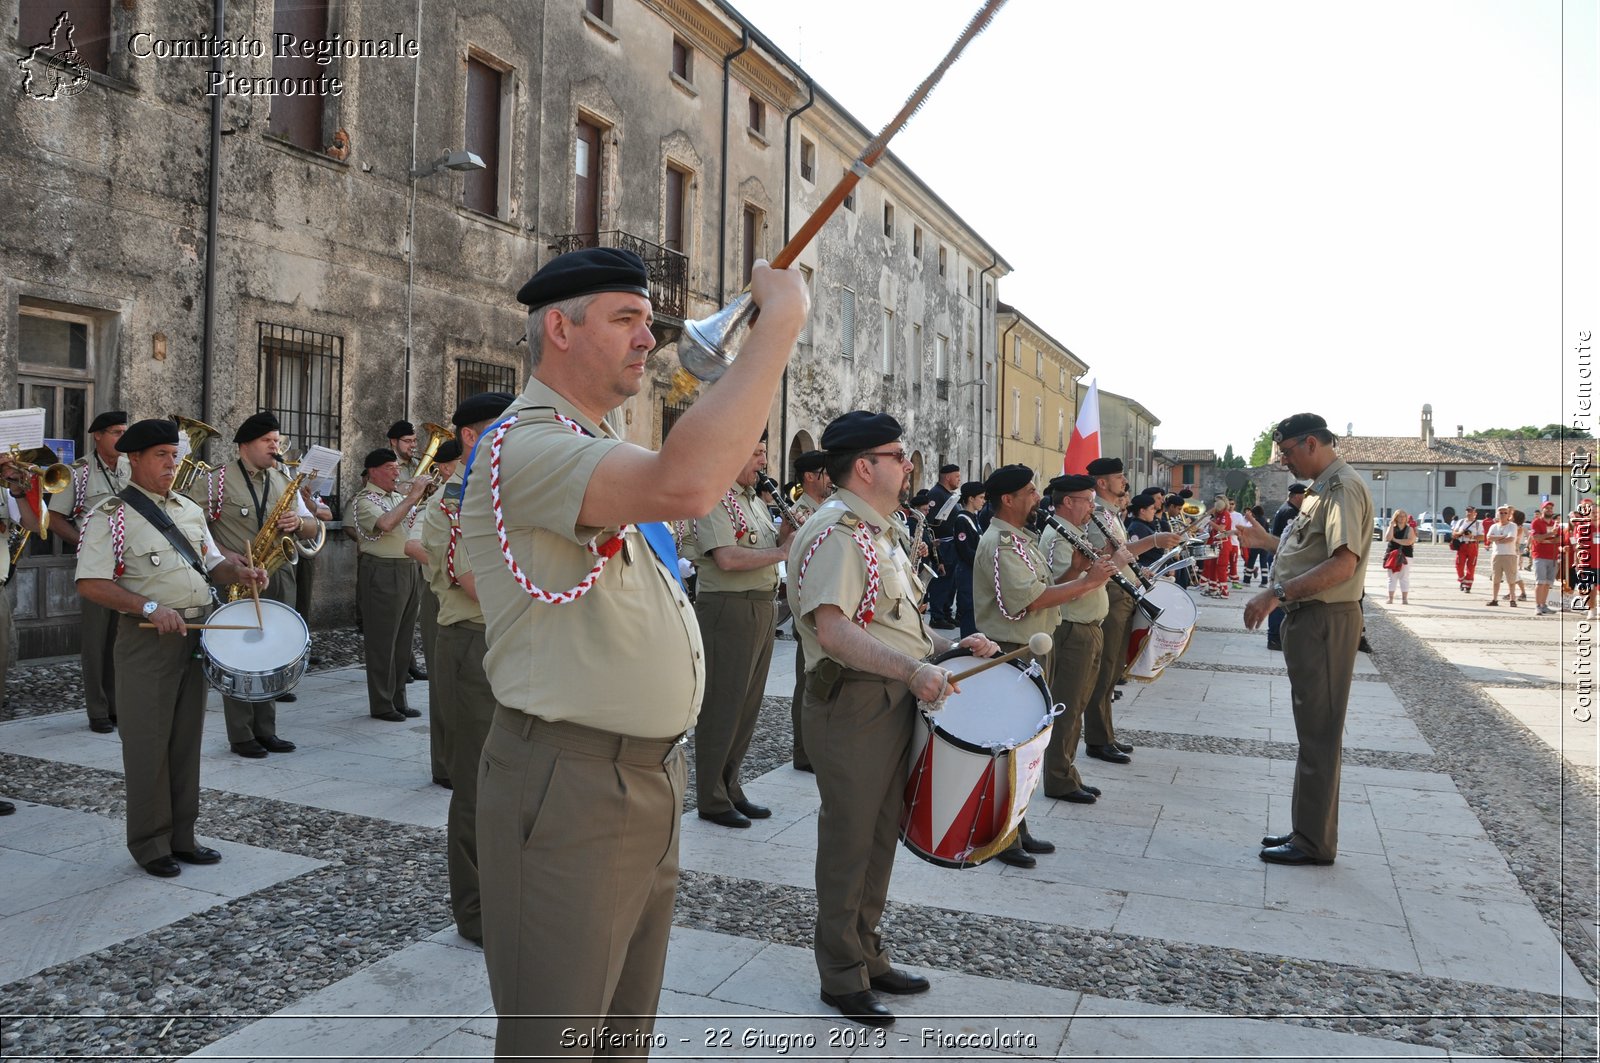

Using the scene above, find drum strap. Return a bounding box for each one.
[117,487,211,584]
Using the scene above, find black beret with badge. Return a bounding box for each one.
[1086,456,1123,476]
[233,411,280,444]
[364,448,398,470]
[1272,412,1329,442]
[1287,482,1308,495]
[516,247,651,310]
[793,450,828,475]
[89,410,128,434]
[1049,473,1095,495]
[820,411,902,452]
[116,418,180,453]
[939,463,961,475]
[960,480,988,501]
[433,439,463,465]
[984,464,1033,500]
[452,391,515,429]
[387,420,415,440]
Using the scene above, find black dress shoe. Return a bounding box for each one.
[275,691,298,703]
[1266,638,1282,651]
[372,711,407,722]
[995,845,1036,869]
[1114,741,1134,753]
[408,665,428,681]
[231,740,268,759]
[1052,788,1097,804]
[1081,784,1101,796]
[1018,821,1055,853]
[733,799,771,819]
[173,846,221,865]
[399,706,422,718]
[698,808,751,828]
[1262,832,1293,847]
[1358,637,1373,654]
[90,719,115,734]
[141,855,181,878]
[434,777,453,790]
[1259,842,1333,866]
[869,968,930,995]
[1085,744,1131,764]
[257,735,296,753]
[0,800,14,816]
[820,989,894,1026]
[793,762,815,773]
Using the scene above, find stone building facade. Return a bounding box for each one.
[995,302,1086,483]
[1098,387,1161,490]
[2,0,1007,654]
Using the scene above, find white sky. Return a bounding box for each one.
[728,0,1596,459]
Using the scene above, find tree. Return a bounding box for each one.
[1218,444,1246,469]
[1233,480,1258,511]
[1248,424,1276,467]
[1467,424,1592,440]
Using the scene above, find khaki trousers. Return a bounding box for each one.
[789,637,810,770]
[1043,620,1103,796]
[1281,600,1362,861]
[114,616,207,865]
[80,596,118,724]
[358,555,419,717]
[435,622,496,942]
[0,582,12,705]
[419,586,449,781]
[221,566,294,744]
[479,709,684,1059]
[692,592,775,815]
[1084,586,1135,746]
[805,673,913,995]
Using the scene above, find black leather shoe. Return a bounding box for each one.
[793,762,814,773]
[257,735,296,753]
[698,808,751,828]
[1018,821,1055,853]
[1114,741,1134,753]
[1085,744,1131,764]
[1052,788,1097,804]
[821,989,894,1027]
[275,692,298,703]
[1262,832,1293,847]
[408,665,428,681]
[399,706,422,718]
[0,800,14,816]
[1081,784,1102,796]
[372,711,407,722]
[1358,637,1373,654]
[995,845,1036,869]
[173,846,221,865]
[141,855,181,878]
[1259,842,1333,866]
[733,799,771,819]
[90,719,115,733]
[1266,639,1282,651]
[869,968,930,995]
[434,777,453,790]
[231,740,268,758]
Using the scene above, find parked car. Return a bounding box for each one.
[1413,520,1451,543]
[1373,517,1386,540]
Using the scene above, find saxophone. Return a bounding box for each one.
[227,469,310,601]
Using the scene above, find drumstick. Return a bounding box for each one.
[139,623,261,630]
[947,632,1053,682]
[247,569,263,628]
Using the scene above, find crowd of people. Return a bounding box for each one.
[1449,499,1594,616]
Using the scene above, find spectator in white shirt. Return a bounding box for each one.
[1484,505,1521,607]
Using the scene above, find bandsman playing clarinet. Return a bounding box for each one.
[74,418,267,877]
[186,411,317,757]
[786,449,831,773]
[48,410,130,733]
[352,448,431,722]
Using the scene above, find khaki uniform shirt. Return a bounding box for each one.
[1042,523,1108,624]
[76,483,224,611]
[975,517,1060,644]
[788,489,932,671]
[1272,455,1374,604]
[459,377,703,738]
[49,452,130,528]
[694,483,780,595]
[790,492,824,526]
[1083,500,1138,583]
[421,473,483,628]
[353,489,417,559]
[185,460,310,559]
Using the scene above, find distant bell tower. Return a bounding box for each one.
[1421,404,1434,445]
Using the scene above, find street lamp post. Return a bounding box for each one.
[404,150,486,421]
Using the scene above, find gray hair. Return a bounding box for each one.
[524,293,599,371]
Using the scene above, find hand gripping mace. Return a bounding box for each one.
[676,0,1010,384]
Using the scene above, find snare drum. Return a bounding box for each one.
[900,649,1056,868]
[200,598,310,702]
[1183,539,1218,562]
[1124,581,1198,682]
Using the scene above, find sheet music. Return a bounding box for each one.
[0,409,46,451]
[297,445,342,497]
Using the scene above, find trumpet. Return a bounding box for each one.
[3,445,72,546]
[172,414,222,492]
[408,422,454,501]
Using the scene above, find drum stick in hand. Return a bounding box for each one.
[139,623,261,630]
[948,632,1052,682]
[248,570,263,628]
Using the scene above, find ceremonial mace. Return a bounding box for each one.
[672,0,1010,392]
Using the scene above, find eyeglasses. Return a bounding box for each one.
[1277,436,1309,457]
[862,449,910,464]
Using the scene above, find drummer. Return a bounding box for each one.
[74,418,267,877]
[788,410,998,1027]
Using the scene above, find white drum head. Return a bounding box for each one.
[1132,581,1199,633]
[934,656,1051,749]
[202,599,309,670]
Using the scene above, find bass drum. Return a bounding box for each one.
[1125,581,1198,682]
[200,598,310,702]
[900,648,1055,869]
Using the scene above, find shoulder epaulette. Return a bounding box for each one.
[840,512,862,528]
[97,497,123,515]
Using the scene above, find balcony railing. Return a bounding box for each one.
[551,230,689,321]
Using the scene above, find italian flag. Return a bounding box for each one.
[1063,378,1101,474]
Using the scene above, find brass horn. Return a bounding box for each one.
[678,293,755,383]
[172,414,222,492]
[5,446,72,495]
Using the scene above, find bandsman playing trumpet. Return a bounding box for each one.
[185,412,318,758]
[75,418,268,877]
[47,410,131,733]
[352,448,431,722]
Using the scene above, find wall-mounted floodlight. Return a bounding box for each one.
[410,150,486,179]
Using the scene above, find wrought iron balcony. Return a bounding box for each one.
[551,230,689,323]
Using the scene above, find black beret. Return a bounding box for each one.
[1163,495,1185,508]
[364,447,397,470]
[1287,482,1308,494]
[1129,493,1158,511]
[1178,488,1194,499]
[909,489,932,507]
[984,464,1034,500]
[820,411,902,452]
[116,418,180,452]
[1049,473,1095,494]
[387,420,415,440]
[1272,412,1329,442]
[1086,456,1123,476]
[938,463,961,475]
[453,391,515,429]
[433,439,463,464]
[793,450,828,475]
[517,247,650,310]
[88,410,128,433]
[233,411,281,444]
[960,480,987,501]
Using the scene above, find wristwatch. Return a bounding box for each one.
[1272,582,1288,602]
[141,599,159,618]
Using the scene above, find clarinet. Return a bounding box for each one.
[908,505,938,583]
[1044,514,1163,622]
[756,473,802,530]
[1088,508,1157,592]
